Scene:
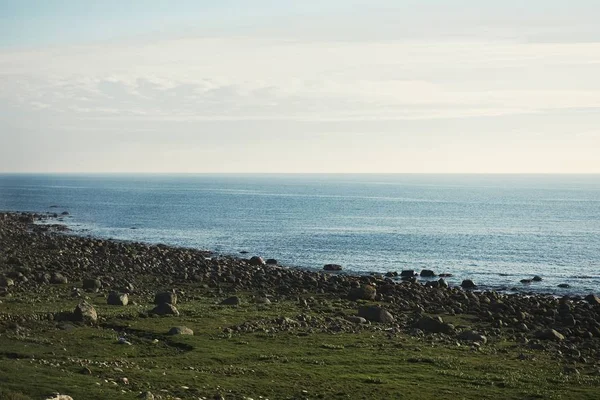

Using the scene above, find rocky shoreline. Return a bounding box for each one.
[2,210,599,340]
[1,211,600,398]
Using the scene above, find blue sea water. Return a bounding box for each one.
[0,174,599,295]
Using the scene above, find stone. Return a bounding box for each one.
[461,279,476,289]
[458,330,487,344]
[438,278,449,288]
[83,278,102,291]
[168,326,194,335]
[347,285,377,301]
[138,392,155,400]
[420,269,436,277]
[220,296,240,305]
[532,276,543,282]
[535,329,565,341]
[346,316,368,324]
[50,272,68,284]
[107,292,129,306]
[357,306,394,323]
[323,264,343,271]
[45,395,74,400]
[416,316,455,334]
[557,284,571,289]
[72,301,98,324]
[0,276,14,287]
[265,258,278,265]
[584,294,600,306]
[150,303,180,316]
[154,291,177,305]
[400,270,417,277]
[249,256,266,266]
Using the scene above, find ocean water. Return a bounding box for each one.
[0,174,599,295]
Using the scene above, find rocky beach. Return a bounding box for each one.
[1,211,599,400]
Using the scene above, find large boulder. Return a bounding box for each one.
[584,294,600,306]
[50,272,68,284]
[420,269,436,278]
[461,279,476,289]
[154,291,177,305]
[220,296,241,306]
[150,303,179,316]
[401,270,417,277]
[107,292,129,306]
[458,330,487,344]
[168,326,194,335]
[358,306,394,323]
[83,278,102,291]
[323,264,343,271]
[416,316,455,334]
[535,329,565,341]
[72,302,97,324]
[0,276,14,287]
[347,285,377,301]
[249,256,266,266]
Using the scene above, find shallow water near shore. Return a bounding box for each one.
[1,173,599,295]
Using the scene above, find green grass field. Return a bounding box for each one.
[1,284,599,400]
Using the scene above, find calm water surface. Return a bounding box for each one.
[1,174,599,295]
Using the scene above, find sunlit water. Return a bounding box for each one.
[1,174,599,295]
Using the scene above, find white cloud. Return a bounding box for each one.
[1,35,599,172]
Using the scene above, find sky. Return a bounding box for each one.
[1,0,599,173]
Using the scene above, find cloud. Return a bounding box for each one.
[1,34,599,172]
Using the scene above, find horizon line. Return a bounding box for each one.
[2,172,600,175]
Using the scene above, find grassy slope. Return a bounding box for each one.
[1,286,599,400]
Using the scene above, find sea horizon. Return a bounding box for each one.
[1,173,598,296]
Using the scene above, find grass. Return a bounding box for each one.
[1,286,599,399]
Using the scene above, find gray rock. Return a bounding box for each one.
[323,264,343,271]
[420,269,436,277]
[82,278,102,291]
[154,291,177,305]
[461,279,476,289]
[346,316,368,324]
[401,270,417,277]
[438,278,448,288]
[220,296,240,305]
[107,292,129,306]
[584,294,600,306]
[535,328,565,341]
[167,326,194,335]
[137,391,155,400]
[358,306,394,323]
[50,272,68,284]
[72,302,97,324]
[249,256,266,266]
[347,285,377,301]
[265,258,278,265]
[150,303,180,316]
[416,316,455,334]
[0,276,14,287]
[458,330,487,344]
[557,283,571,289]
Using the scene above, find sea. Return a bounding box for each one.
[0,174,599,295]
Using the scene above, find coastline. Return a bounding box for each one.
[1,211,600,399]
